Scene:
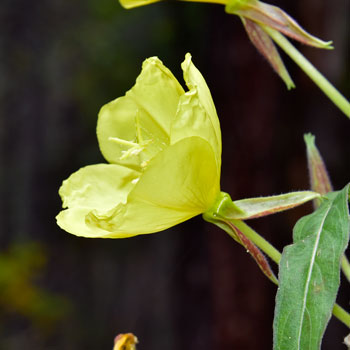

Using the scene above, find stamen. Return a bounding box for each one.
[109,136,139,148]
[120,146,144,160]
[108,113,153,164]
[135,111,144,144]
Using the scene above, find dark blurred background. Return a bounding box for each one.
[0,0,349,349]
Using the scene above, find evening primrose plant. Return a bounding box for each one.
[53,0,350,347]
[57,53,350,348]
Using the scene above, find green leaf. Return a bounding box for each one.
[273,184,350,350]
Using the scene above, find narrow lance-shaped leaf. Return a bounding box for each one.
[304,133,350,284]
[273,184,350,350]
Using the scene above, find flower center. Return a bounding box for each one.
[108,112,153,168]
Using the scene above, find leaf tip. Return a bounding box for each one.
[303,133,315,147]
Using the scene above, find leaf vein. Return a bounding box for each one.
[296,203,332,349]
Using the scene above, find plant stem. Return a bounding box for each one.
[228,219,350,327]
[341,255,350,283]
[333,303,350,328]
[263,26,350,118]
[232,219,281,264]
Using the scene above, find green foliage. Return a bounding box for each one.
[0,242,71,332]
[273,185,350,350]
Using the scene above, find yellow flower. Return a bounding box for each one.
[56,53,222,238]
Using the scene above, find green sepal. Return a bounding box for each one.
[241,17,295,89]
[225,0,333,49]
[304,133,333,209]
[204,191,320,222]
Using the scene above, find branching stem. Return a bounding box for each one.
[341,255,350,283]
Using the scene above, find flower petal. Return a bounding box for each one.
[59,163,139,210]
[171,88,221,172]
[119,0,161,9]
[85,136,220,238]
[97,97,144,169]
[57,207,111,238]
[181,53,221,155]
[56,164,140,237]
[127,56,184,134]
[97,57,185,168]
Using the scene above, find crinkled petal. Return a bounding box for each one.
[84,136,220,238]
[127,56,184,134]
[58,163,139,210]
[97,57,184,168]
[56,164,140,236]
[181,53,221,156]
[57,207,112,238]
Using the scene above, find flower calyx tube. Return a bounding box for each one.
[203,190,321,283]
